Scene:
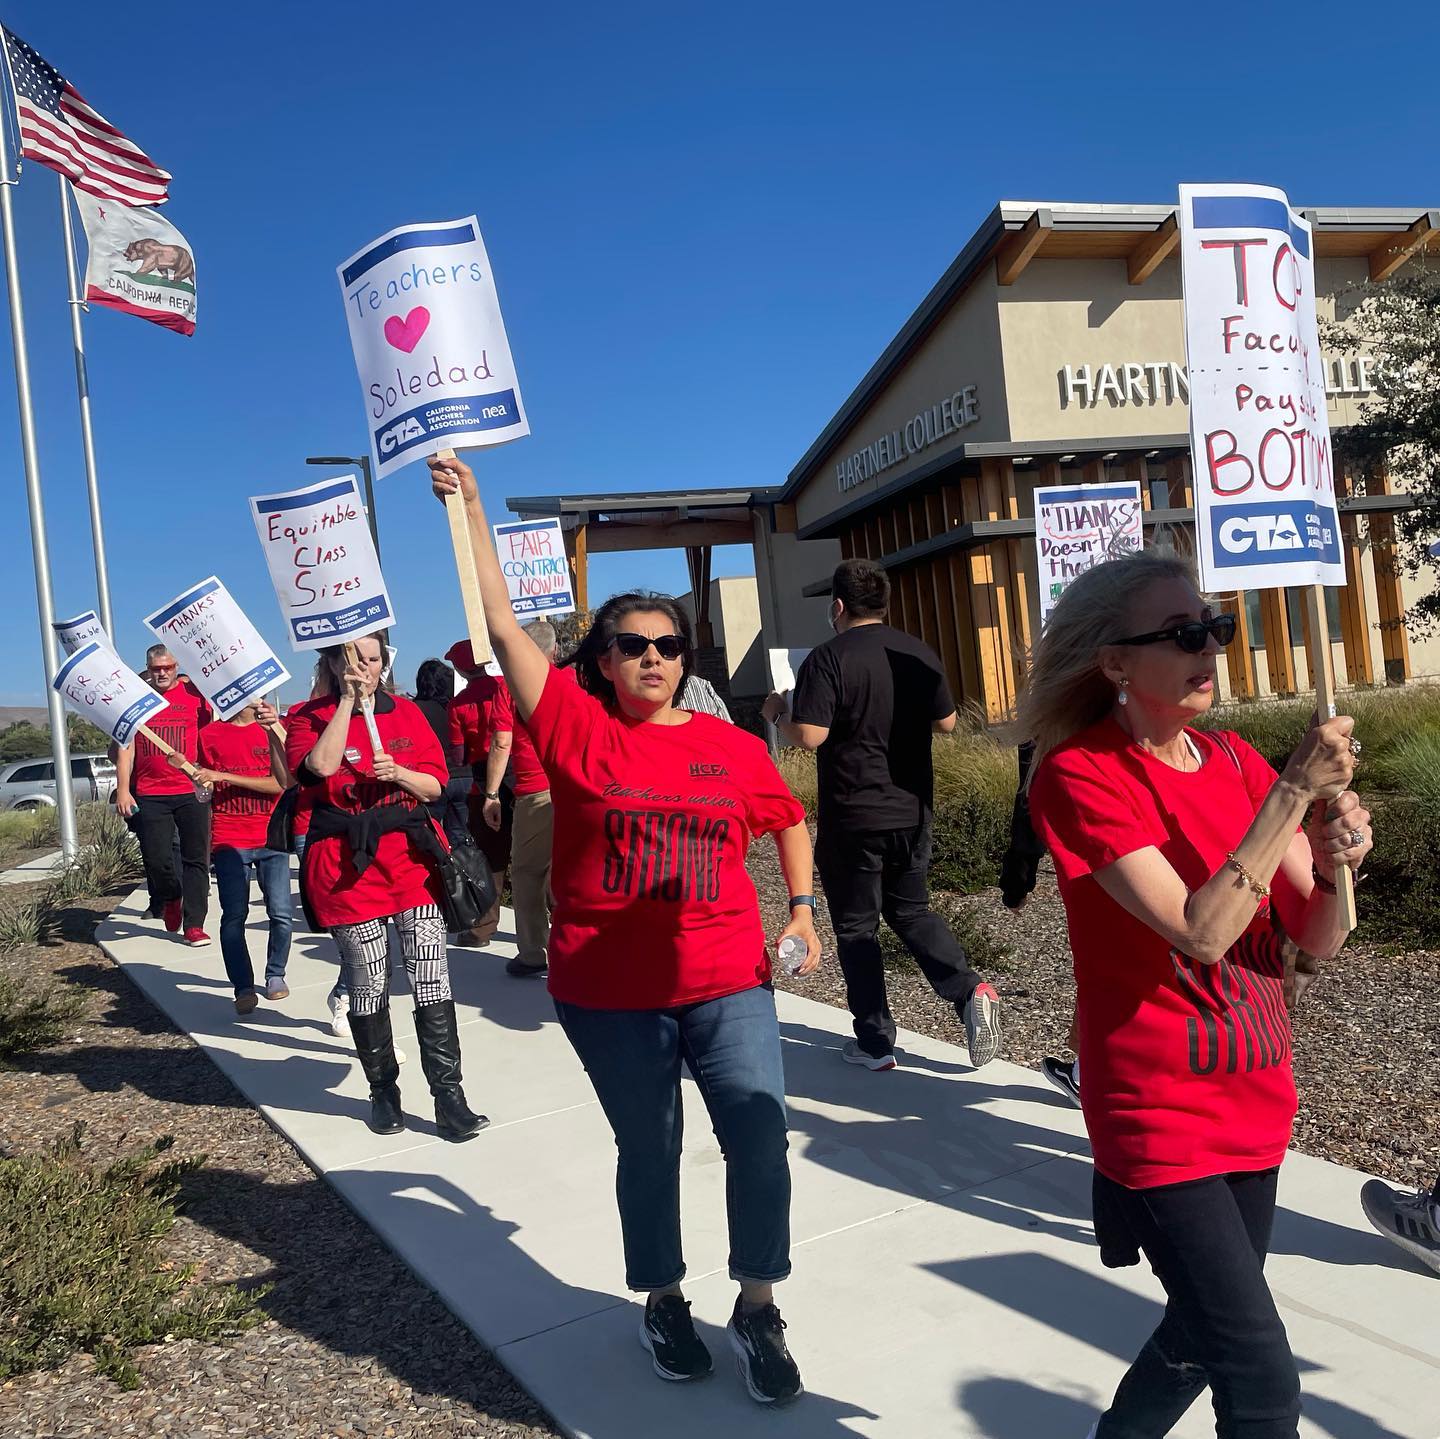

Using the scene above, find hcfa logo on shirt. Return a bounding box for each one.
[689,762,728,779]
[1210,501,1340,567]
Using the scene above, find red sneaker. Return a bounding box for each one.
[162,900,182,933]
[184,927,211,947]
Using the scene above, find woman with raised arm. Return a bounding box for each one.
[284,635,486,1143]
[430,456,821,1407]
[1019,551,1372,1439]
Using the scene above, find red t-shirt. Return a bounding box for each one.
[131,679,211,796]
[448,674,508,774]
[198,720,278,850]
[524,667,805,1010]
[285,702,315,838]
[491,665,577,796]
[284,692,448,927]
[1029,719,1302,1190]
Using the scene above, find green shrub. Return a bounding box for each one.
[0,889,58,949]
[0,974,86,1059]
[929,736,1018,894]
[1383,731,1440,806]
[1354,796,1440,949]
[0,1126,266,1389]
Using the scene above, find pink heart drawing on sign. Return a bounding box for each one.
[383,306,430,353]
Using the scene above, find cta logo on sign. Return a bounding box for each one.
[1210,502,1341,569]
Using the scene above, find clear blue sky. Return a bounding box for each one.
[1,0,1433,704]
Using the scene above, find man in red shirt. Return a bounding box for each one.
[197,704,291,1015]
[445,639,511,945]
[485,619,576,977]
[114,644,213,944]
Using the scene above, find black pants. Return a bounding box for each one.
[816,820,983,1057]
[136,793,211,930]
[1096,1168,1300,1439]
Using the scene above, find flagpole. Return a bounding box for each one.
[58,176,113,637]
[0,170,79,858]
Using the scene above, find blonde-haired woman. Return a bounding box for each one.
[1020,551,1371,1439]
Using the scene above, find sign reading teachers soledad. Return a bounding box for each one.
[494,518,575,618]
[53,639,166,746]
[1179,183,1345,592]
[338,218,529,481]
[249,475,394,650]
[1034,481,1144,626]
[145,577,291,717]
[54,610,106,656]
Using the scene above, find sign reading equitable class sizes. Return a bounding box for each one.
[338,217,529,482]
[52,637,166,747]
[144,576,290,717]
[494,518,576,618]
[1179,183,1346,593]
[53,610,106,656]
[249,474,394,650]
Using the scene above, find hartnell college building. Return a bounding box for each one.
[514,200,1439,722]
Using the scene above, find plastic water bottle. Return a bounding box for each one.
[776,935,808,976]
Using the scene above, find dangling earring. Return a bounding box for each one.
[1117,678,1130,707]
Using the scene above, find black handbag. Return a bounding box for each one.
[266,786,299,854]
[436,838,497,932]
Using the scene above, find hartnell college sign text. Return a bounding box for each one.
[836,385,980,493]
[1059,356,1375,410]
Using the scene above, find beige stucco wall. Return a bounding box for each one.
[751,514,840,652]
[791,272,1009,533]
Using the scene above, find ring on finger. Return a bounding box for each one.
[1346,827,1365,848]
[1348,738,1362,758]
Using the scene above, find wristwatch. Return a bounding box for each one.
[788,894,816,910]
[484,790,500,801]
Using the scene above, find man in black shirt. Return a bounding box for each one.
[763,559,1000,1071]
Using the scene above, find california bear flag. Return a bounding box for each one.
[73,189,197,336]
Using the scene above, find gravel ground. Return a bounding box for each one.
[755,838,1440,1194]
[0,890,559,1439]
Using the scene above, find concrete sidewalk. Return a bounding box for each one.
[97,881,1438,1439]
[0,848,65,885]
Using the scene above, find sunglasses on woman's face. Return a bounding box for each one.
[1115,613,1238,654]
[609,632,689,661]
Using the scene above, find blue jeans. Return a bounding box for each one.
[212,846,293,996]
[554,984,791,1291]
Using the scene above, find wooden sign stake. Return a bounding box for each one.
[342,641,385,760]
[135,723,208,791]
[1301,584,1358,930]
[434,446,493,664]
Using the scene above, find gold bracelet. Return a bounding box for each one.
[1225,851,1270,899]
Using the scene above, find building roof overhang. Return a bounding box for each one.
[783,200,1439,500]
[505,487,784,554]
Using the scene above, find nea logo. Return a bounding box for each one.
[379,415,425,454]
[1218,514,1303,554]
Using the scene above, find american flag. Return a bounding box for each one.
[2,26,170,206]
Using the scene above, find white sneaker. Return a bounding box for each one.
[328,986,348,1036]
[841,1039,898,1071]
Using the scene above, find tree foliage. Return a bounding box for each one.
[0,716,110,763]
[1325,265,1440,633]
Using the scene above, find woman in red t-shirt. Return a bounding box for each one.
[431,456,819,1407]
[1022,552,1372,1439]
[284,636,486,1144]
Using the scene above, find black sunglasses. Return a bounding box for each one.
[609,632,689,661]
[1116,613,1237,654]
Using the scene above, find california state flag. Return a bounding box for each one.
[73,189,197,336]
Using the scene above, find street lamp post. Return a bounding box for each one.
[306,453,379,559]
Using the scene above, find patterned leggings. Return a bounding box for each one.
[330,905,452,1017]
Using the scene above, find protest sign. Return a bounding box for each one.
[53,639,167,747]
[764,647,812,755]
[249,475,394,651]
[144,576,291,717]
[53,610,106,656]
[494,518,575,618]
[73,191,197,336]
[337,217,529,483]
[1178,183,1345,593]
[1033,481,1144,626]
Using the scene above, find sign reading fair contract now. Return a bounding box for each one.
[53,639,166,747]
[145,577,291,717]
[1179,183,1345,592]
[338,217,529,481]
[494,518,575,618]
[249,474,394,650]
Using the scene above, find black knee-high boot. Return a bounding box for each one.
[348,1007,405,1135]
[413,999,488,1142]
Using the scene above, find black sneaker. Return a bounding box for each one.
[639,1295,712,1382]
[727,1296,803,1405]
[1041,1056,1082,1108]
